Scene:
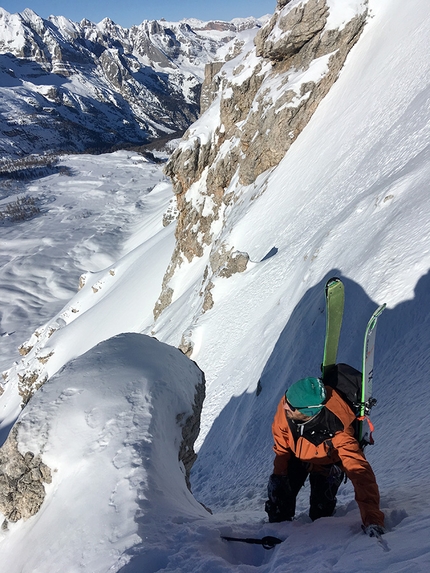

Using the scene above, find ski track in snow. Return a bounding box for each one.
[1,0,430,571]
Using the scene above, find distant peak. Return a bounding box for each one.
[20,7,42,21]
[100,17,115,25]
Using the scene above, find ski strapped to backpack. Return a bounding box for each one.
[359,303,386,444]
[321,278,386,448]
[322,277,344,379]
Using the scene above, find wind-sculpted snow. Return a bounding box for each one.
[0,151,175,410]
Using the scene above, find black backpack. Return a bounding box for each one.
[323,363,375,448]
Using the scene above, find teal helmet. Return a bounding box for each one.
[285,377,326,416]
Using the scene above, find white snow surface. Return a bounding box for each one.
[1,0,430,571]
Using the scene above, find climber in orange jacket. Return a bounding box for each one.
[265,376,385,536]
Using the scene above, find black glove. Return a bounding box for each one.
[362,524,385,537]
[265,474,294,523]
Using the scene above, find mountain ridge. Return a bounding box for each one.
[0,8,267,157]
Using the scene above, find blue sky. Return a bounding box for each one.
[0,1,276,27]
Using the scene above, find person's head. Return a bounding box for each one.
[284,377,326,421]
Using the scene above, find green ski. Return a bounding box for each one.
[359,303,386,442]
[322,277,345,379]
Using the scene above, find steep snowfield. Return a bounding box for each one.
[1,0,430,571]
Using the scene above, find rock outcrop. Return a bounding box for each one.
[177,373,206,489]
[155,0,368,352]
[0,427,52,526]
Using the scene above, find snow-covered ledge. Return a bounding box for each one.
[0,333,206,569]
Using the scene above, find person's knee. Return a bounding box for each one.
[265,499,294,522]
[308,466,342,520]
[309,499,336,521]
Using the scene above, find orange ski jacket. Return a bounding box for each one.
[271,387,384,527]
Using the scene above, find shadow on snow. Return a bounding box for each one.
[118,269,430,571]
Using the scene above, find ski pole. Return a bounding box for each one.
[221,535,283,550]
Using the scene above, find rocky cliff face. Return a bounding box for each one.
[0,8,265,157]
[155,0,368,351]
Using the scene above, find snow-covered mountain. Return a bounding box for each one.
[1,0,430,571]
[0,8,267,157]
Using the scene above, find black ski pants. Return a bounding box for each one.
[286,455,344,521]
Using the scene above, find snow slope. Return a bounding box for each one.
[1,0,430,571]
[0,151,175,427]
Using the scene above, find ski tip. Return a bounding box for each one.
[325,277,344,295]
[365,303,387,332]
[326,276,342,287]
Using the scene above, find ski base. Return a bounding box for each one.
[322,277,345,379]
